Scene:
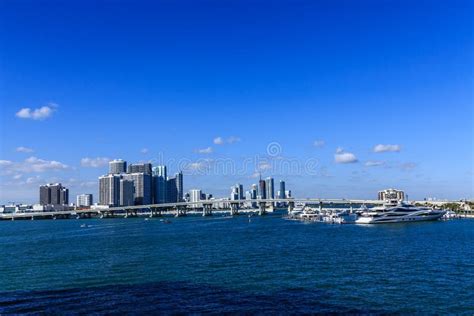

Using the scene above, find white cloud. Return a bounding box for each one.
[15,104,57,120]
[0,160,13,167]
[213,136,241,145]
[400,162,417,171]
[12,174,23,180]
[258,162,272,170]
[25,157,69,172]
[313,140,325,148]
[227,136,241,144]
[140,148,149,154]
[365,160,385,167]
[250,172,261,178]
[373,144,401,153]
[16,146,34,153]
[196,147,213,154]
[334,148,358,164]
[0,157,68,175]
[80,157,110,168]
[26,176,41,184]
[213,137,224,145]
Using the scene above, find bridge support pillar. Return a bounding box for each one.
[175,207,187,217]
[258,201,267,216]
[287,201,295,214]
[230,202,239,216]
[202,203,213,216]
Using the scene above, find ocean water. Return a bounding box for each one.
[1,214,473,314]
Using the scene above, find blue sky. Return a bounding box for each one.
[1,0,473,203]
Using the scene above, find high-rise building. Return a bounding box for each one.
[251,184,258,199]
[39,183,69,205]
[122,172,152,205]
[166,177,177,203]
[189,189,202,204]
[279,180,286,199]
[259,179,266,199]
[99,174,121,206]
[76,194,93,207]
[265,177,275,200]
[175,171,184,202]
[230,185,239,200]
[152,166,167,204]
[40,185,51,205]
[120,179,135,206]
[127,163,152,175]
[109,159,127,174]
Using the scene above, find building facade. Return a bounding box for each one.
[259,179,266,199]
[119,179,135,206]
[122,172,152,205]
[265,177,275,200]
[76,194,93,207]
[99,174,121,206]
[109,159,127,174]
[152,166,168,204]
[127,163,152,175]
[39,183,69,206]
[378,189,405,201]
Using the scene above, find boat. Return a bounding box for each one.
[355,200,446,224]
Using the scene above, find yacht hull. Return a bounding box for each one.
[355,211,445,224]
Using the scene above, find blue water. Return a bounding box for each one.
[1,214,473,314]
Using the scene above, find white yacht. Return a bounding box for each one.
[355,200,446,224]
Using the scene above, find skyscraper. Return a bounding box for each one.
[99,174,121,206]
[119,179,135,206]
[166,176,177,203]
[152,166,167,204]
[175,171,183,202]
[127,163,152,175]
[230,185,239,200]
[279,180,286,199]
[39,183,69,205]
[40,185,51,205]
[122,172,152,205]
[250,184,258,208]
[265,177,274,200]
[259,178,266,199]
[109,159,127,174]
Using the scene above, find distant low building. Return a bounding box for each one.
[76,194,93,207]
[378,189,405,201]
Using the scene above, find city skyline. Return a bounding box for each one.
[1,1,473,203]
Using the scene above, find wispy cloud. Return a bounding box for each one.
[227,136,241,144]
[334,147,358,164]
[373,144,401,153]
[313,140,325,148]
[0,157,68,175]
[365,160,385,167]
[15,103,57,120]
[400,162,417,171]
[80,157,110,168]
[196,147,213,154]
[213,136,241,145]
[213,137,224,145]
[140,148,149,154]
[16,146,34,153]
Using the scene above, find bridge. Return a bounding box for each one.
[1,198,472,220]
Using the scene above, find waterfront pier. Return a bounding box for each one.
[1,198,472,221]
